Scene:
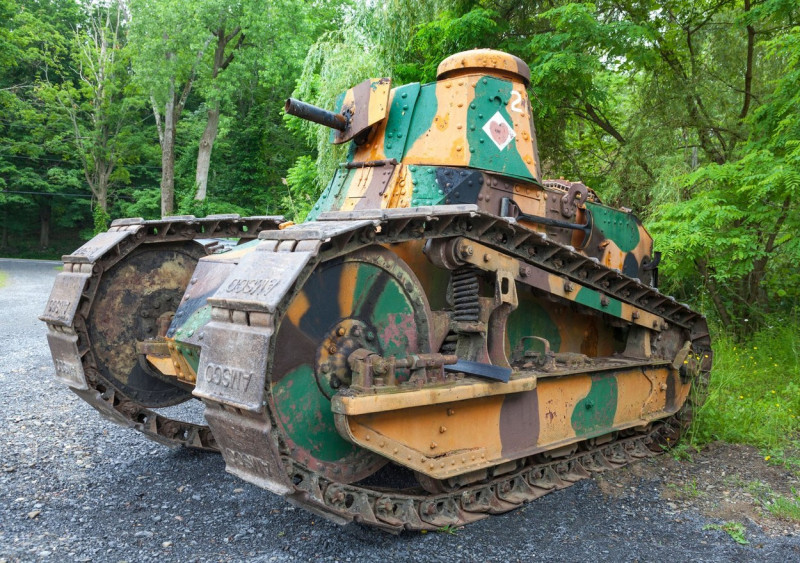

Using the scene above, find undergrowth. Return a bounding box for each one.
[703,522,749,545]
[686,318,800,469]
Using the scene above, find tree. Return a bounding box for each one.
[0,0,90,250]
[129,0,211,216]
[650,23,800,330]
[39,0,142,220]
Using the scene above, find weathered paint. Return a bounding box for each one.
[466,76,531,180]
[268,247,432,481]
[300,49,656,281]
[383,83,421,161]
[272,364,358,461]
[571,375,618,436]
[338,364,686,479]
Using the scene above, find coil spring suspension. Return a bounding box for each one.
[440,268,481,354]
[451,267,481,322]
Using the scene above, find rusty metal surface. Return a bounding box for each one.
[209,248,316,312]
[185,207,709,530]
[203,405,294,495]
[40,215,284,453]
[46,329,88,390]
[39,272,91,327]
[41,206,711,532]
[193,321,272,412]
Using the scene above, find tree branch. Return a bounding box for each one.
[739,0,755,119]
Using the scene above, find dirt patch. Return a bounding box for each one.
[595,442,800,538]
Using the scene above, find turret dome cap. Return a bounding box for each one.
[437,49,531,86]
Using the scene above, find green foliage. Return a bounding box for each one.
[116,188,161,220]
[689,322,800,463]
[399,8,502,83]
[703,522,749,545]
[1,0,798,345]
[767,488,800,523]
[93,205,110,235]
[650,25,800,329]
[285,156,318,222]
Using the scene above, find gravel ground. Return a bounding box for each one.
[1,257,799,562]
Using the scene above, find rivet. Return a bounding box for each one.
[447,408,455,416]
[365,434,371,441]
[430,442,437,449]
[439,426,447,433]
[337,327,346,336]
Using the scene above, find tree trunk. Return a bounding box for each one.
[39,200,51,249]
[194,103,220,201]
[161,81,177,217]
[697,258,733,328]
[194,27,242,201]
[1,205,8,249]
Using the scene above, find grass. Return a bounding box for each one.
[687,318,800,469]
[703,522,749,545]
[747,482,800,524]
[667,478,705,499]
[767,488,800,522]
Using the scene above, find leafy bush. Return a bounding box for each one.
[691,317,800,466]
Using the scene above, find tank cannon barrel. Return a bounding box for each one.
[285,98,347,131]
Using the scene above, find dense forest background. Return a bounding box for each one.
[1,0,798,334]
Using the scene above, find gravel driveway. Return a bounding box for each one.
[1,258,798,562]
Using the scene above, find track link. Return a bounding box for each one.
[41,214,284,450]
[193,205,711,531]
[42,206,710,531]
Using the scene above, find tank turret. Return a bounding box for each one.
[296,49,656,283]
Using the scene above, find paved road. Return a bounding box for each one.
[1,258,798,562]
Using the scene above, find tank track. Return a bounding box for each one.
[41,214,284,451]
[43,206,710,531]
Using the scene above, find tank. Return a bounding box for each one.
[40,49,712,532]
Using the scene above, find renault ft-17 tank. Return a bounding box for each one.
[41,49,712,532]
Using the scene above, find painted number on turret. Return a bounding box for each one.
[510,90,523,113]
